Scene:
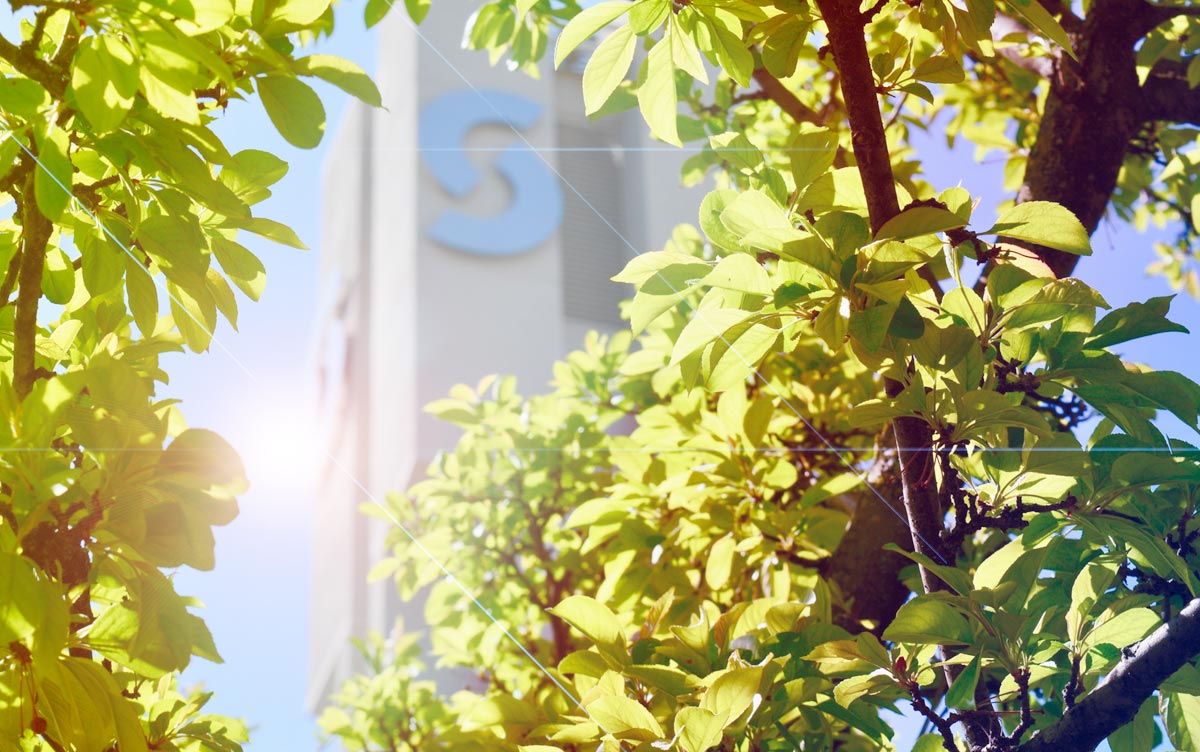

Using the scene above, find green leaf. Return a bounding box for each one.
[270,0,331,26]
[1086,296,1188,350]
[88,572,195,677]
[705,535,736,590]
[219,149,289,206]
[258,75,326,149]
[788,127,838,192]
[365,0,390,26]
[41,247,76,305]
[0,553,62,650]
[833,673,890,708]
[887,296,926,340]
[555,1,634,67]
[668,17,708,84]
[294,55,381,107]
[613,249,708,286]
[1163,691,1200,751]
[583,25,638,115]
[944,654,980,709]
[675,707,726,752]
[34,127,72,222]
[883,597,973,645]
[884,544,974,595]
[986,201,1091,256]
[138,214,208,290]
[587,694,664,739]
[701,666,763,725]
[705,253,770,295]
[1109,697,1157,752]
[125,256,159,335]
[72,35,139,132]
[1067,557,1118,642]
[1003,0,1077,60]
[403,0,430,23]
[705,320,780,391]
[875,205,967,241]
[703,16,753,87]
[549,596,624,652]
[626,261,708,333]
[78,225,126,295]
[913,55,966,83]
[160,428,249,496]
[211,236,267,301]
[1085,608,1160,650]
[228,216,308,249]
[638,41,680,146]
[913,734,951,752]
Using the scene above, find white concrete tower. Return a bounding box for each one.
[307,4,702,710]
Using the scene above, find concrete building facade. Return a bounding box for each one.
[307,6,702,710]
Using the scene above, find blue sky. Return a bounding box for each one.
[2,6,1198,750]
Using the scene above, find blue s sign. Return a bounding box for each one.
[418,89,564,257]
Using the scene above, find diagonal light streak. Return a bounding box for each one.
[405,16,949,563]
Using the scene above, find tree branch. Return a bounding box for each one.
[1141,58,1200,124]
[811,0,899,234]
[1015,0,1149,278]
[751,69,824,126]
[13,172,51,399]
[1019,597,1200,752]
[0,32,65,99]
[811,4,993,746]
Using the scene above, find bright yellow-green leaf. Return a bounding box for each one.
[705,535,736,590]
[549,595,623,651]
[271,0,332,26]
[986,201,1091,256]
[41,247,76,305]
[583,25,638,115]
[72,35,139,132]
[700,666,763,725]
[675,707,726,752]
[1085,608,1160,650]
[586,694,664,739]
[555,1,634,67]
[705,253,771,295]
[882,597,973,645]
[258,76,326,149]
[33,127,72,221]
[638,41,680,146]
[669,18,708,84]
[294,55,382,108]
[875,205,967,241]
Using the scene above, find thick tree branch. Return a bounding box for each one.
[1016,0,1150,278]
[1141,59,1200,124]
[1019,597,1200,752]
[0,32,66,99]
[811,0,899,234]
[1131,2,1200,38]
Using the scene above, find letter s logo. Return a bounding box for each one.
[419,90,564,257]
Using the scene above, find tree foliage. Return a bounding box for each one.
[0,1,377,749]
[322,1,1200,751]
